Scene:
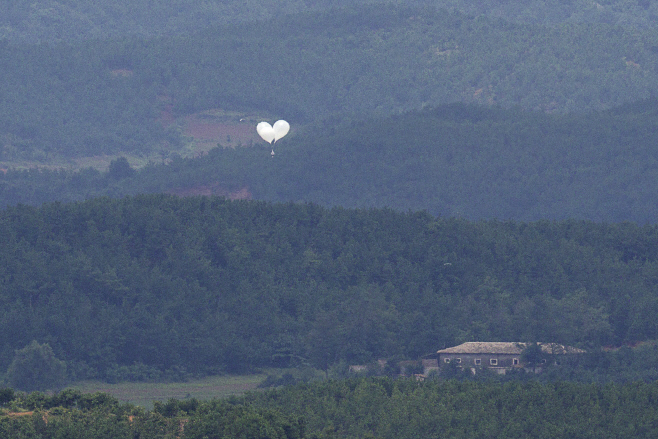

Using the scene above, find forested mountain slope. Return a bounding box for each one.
[2,195,658,381]
[3,0,657,43]
[3,101,658,223]
[437,0,658,29]
[0,0,374,43]
[2,5,658,161]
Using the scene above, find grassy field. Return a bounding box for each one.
[68,374,267,408]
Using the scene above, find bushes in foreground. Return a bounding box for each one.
[4,378,658,438]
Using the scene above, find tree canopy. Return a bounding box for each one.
[3,100,658,223]
[5,379,658,438]
[1,195,658,380]
[2,4,658,161]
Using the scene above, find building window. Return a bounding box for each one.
[475,359,481,365]
[513,358,519,365]
[490,359,498,366]
[444,358,450,363]
[455,358,462,363]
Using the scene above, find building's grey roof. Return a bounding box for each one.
[437,342,585,355]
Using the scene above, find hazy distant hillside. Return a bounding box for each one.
[2,0,658,43]
[3,100,658,223]
[436,0,658,29]
[0,0,377,43]
[2,5,658,162]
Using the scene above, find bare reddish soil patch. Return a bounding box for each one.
[155,105,268,158]
[160,103,176,128]
[184,116,258,147]
[186,119,247,140]
[6,411,35,417]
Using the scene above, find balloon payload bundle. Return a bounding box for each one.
[257,120,290,154]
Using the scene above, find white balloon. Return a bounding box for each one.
[272,120,290,142]
[256,122,275,144]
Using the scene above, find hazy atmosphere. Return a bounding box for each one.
[2,1,658,438]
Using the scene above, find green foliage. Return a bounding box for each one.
[108,157,135,180]
[6,341,67,392]
[2,5,658,161]
[0,0,380,43]
[183,402,305,439]
[5,100,658,223]
[3,0,658,44]
[153,397,200,417]
[435,0,658,29]
[0,388,14,406]
[242,377,658,438]
[521,342,546,367]
[5,378,658,437]
[0,389,302,439]
[0,195,657,379]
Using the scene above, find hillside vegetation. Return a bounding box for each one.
[0,0,381,43]
[4,1,658,406]
[3,100,658,223]
[2,5,658,162]
[4,379,658,438]
[2,195,658,381]
[247,378,658,438]
[3,0,658,43]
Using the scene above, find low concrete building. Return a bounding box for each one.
[436,342,585,373]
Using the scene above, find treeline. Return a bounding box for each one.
[3,195,658,381]
[4,100,658,222]
[5,379,658,438]
[249,378,658,438]
[2,5,658,159]
[0,388,305,439]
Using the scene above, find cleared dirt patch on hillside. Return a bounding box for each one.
[0,108,268,173]
[4,411,35,418]
[182,109,261,152]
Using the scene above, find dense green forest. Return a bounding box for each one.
[2,4,658,161]
[0,387,305,439]
[248,378,658,438]
[3,0,657,43]
[438,0,658,29]
[0,0,381,43]
[2,100,658,222]
[5,379,658,438]
[4,0,658,407]
[2,195,658,383]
